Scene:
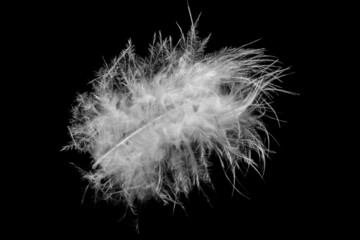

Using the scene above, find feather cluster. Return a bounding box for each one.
[65,18,287,209]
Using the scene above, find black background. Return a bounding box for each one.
[17,1,354,238]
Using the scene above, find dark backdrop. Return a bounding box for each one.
[21,1,352,238]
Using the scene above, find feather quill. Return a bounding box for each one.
[65,16,289,209]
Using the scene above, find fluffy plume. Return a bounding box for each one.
[64,14,288,210]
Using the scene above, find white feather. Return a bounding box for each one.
[65,17,289,209]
